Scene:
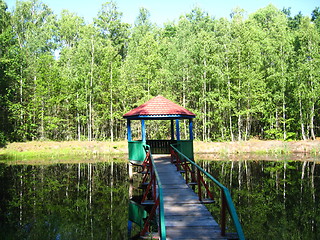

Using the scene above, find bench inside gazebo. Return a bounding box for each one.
[123,95,195,163]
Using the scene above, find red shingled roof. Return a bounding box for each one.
[123,95,195,118]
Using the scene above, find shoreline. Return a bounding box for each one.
[1,140,320,163]
[1,139,320,154]
[193,139,320,154]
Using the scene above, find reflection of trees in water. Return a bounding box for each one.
[197,160,320,240]
[0,162,129,239]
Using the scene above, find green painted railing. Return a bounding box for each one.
[140,145,166,239]
[170,144,245,240]
[128,141,146,162]
[151,153,167,239]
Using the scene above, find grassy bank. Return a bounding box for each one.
[194,139,320,154]
[0,141,128,164]
[194,140,320,162]
[1,140,320,164]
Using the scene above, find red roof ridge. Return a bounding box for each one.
[123,95,195,118]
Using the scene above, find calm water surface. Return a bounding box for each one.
[197,159,320,240]
[0,159,319,240]
[0,162,129,240]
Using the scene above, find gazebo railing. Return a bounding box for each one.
[170,144,245,240]
[139,145,166,239]
[146,140,176,154]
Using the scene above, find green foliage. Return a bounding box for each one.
[311,7,320,31]
[0,131,6,147]
[1,1,320,141]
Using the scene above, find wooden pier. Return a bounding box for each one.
[124,96,244,239]
[153,155,227,240]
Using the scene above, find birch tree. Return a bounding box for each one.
[295,17,320,139]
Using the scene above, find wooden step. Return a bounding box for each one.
[166,226,225,240]
[139,171,150,174]
[139,182,149,189]
[201,198,216,204]
[141,200,155,205]
[187,182,197,186]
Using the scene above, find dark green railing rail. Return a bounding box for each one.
[151,153,167,239]
[141,145,166,239]
[170,144,245,240]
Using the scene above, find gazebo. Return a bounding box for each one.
[123,95,196,163]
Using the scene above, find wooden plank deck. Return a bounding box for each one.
[153,155,227,240]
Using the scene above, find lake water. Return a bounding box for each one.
[0,159,319,240]
[0,162,129,240]
[197,160,320,240]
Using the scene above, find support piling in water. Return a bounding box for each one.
[128,163,133,181]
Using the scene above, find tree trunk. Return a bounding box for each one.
[110,62,114,142]
[88,36,95,141]
[238,114,242,141]
[77,93,81,141]
[283,97,286,140]
[299,94,307,140]
[224,43,234,141]
[237,49,242,141]
[275,108,279,131]
[203,59,207,141]
[281,45,287,140]
[227,72,233,141]
[310,102,315,140]
[245,112,251,141]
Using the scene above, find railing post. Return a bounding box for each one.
[185,162,189,184]
[153,171,157,200]
[158,188,166,240]
[221,190,227,236]
[170,147,174,163]
[140,197,160,236]
[175,154,180,171]
[197,168,202,201]
[140,145,167,239]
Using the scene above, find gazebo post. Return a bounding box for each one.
[127,119,132,141]
[171,120,175,140]
[141,120,146,142]
[175,119,180,141]
[189,119,193,140]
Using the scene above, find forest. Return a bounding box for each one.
[0,0,320,143]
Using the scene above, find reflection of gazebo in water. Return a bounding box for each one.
[123,95,195,163]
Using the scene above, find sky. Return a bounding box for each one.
[5,0,320,26]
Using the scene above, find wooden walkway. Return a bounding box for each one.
[153,155,227,240]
